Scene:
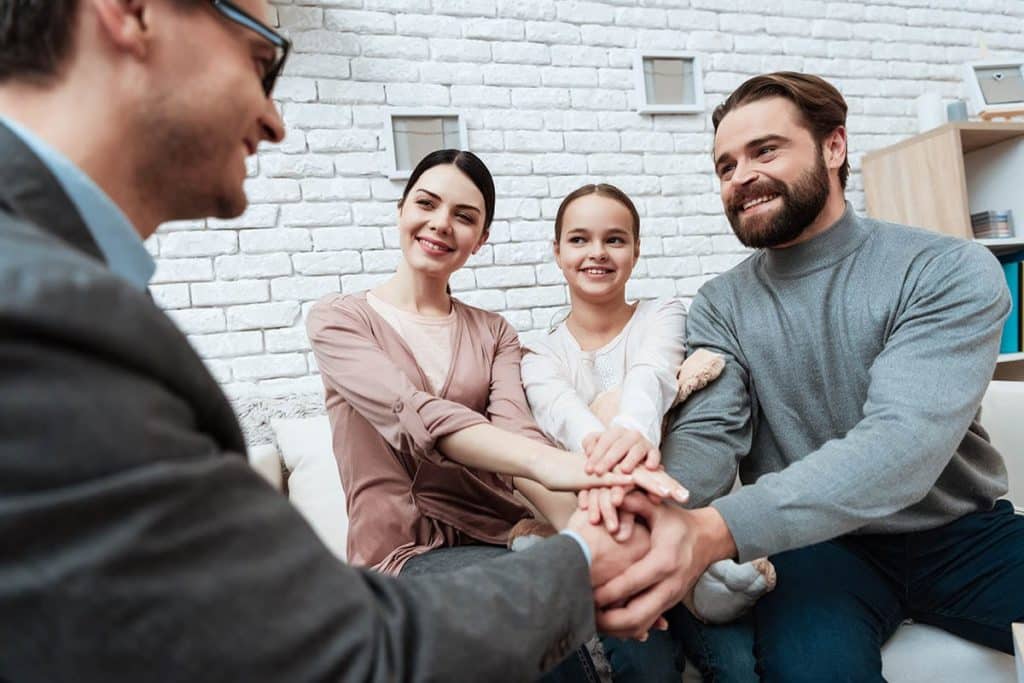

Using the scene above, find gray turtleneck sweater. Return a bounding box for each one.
[662,206,1011,563]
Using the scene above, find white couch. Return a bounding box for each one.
[249,381,1024,682]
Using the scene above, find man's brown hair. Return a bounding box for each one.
[0,0,198,85]
[0,0,83,84]
[712,72,850,189]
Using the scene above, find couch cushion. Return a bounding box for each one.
[882,622,1015,682]
[248,442,283,491]
[1014,623,1023,681]
[678,623,1015,682]
[980,380,1024,512]
[271,415,348,560]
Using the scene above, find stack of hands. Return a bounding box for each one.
[552,425,765,640]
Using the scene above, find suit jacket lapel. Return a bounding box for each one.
[0,121,105,263]
[0,121,248,457]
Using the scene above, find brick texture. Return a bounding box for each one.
[147,0,1024,443]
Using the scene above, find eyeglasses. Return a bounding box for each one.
[209,0,291,97]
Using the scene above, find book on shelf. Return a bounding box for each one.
[972,210,1014,240]
[1001,255,1022,354]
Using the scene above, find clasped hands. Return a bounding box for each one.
[566,426,737,641]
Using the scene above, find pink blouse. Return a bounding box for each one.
[307,292,550,575]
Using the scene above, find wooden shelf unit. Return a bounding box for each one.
[863,122,1024,240]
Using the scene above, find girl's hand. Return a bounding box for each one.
[583,426,661,475]
[579,487,632,537]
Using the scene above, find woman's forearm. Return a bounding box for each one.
[436,423,640,494]
[512,478,577,528]
[437,423,557,479]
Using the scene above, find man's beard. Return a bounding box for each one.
[725,155,830,249]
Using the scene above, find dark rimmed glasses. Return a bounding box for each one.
[210,0,291,97]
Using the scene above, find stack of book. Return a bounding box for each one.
[1001,251,1024,355]
[972,210,1014,239]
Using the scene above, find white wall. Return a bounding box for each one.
[148,0,1024,443]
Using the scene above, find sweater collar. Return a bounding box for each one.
[762,203,871,278]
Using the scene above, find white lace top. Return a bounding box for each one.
[521,297,687,451]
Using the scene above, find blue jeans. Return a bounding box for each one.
[600,628,682,682]
[672,604,757,683]
[674,500,1024,682]
[755,500,1024,682]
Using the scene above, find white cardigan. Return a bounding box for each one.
[521,298,687,451]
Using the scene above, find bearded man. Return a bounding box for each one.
[588,72,1024,682]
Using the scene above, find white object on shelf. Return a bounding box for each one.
[999,352,1024,364]
[916,92,946,133]
[964,60,1024,118]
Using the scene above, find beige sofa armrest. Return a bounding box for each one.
[980,381,1024,513]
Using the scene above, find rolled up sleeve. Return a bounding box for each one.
[307,296,487,464]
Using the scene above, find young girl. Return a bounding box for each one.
[522,184,687,524]
[306,153,684,577]
[522,184,774,682]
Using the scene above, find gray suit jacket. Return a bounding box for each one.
[0,122,594,682]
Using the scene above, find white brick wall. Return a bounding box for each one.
[148,0,1024,443]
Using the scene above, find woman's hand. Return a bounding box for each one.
[527,450,633,492]
[526,450,688,505]
[578,468,689,534]
[583,426,661,475]
[631,466,689,505]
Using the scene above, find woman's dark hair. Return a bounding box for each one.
[553,183,641,243]
[398,149,496,232]
[712,71,850,189]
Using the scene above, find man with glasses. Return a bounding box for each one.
[0,2,623,680]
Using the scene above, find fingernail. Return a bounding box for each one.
[639,632,648,642]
